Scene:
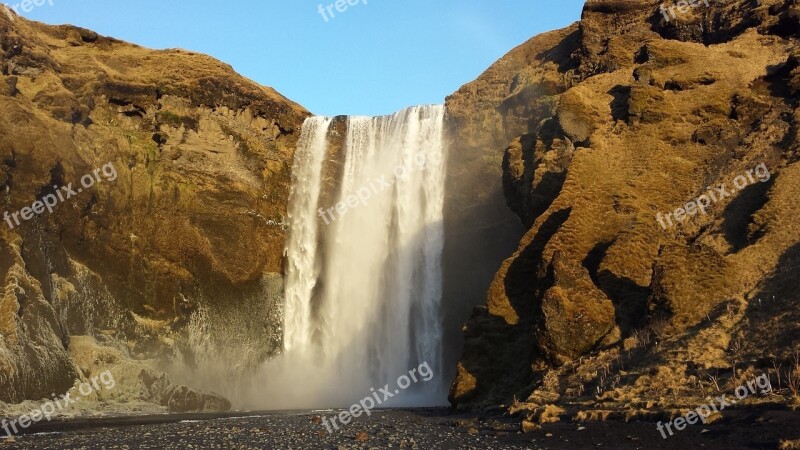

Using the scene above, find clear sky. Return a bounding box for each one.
[15,0,586,116]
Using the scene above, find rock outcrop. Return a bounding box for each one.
[450,0,800,415]
[0,12,308,410]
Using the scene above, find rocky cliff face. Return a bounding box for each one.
[0,13,308,411]
[449,0,800,417]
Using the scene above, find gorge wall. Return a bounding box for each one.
[449,0,800,418]
[0,12,308,411]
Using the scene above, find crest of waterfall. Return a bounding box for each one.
[251,106,447,409]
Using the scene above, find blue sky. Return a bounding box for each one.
[15,0,585,116]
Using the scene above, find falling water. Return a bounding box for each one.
[283,116,334,353]
[252,105,447,409]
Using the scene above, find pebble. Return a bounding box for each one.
[0,408,664,449]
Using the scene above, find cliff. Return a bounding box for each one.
[449,0,800,420]
[0,12,308,410]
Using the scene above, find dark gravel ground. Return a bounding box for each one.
[1,407,799,449]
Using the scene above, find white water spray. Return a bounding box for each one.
[252,105,447,409]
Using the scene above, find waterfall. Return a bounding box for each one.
[283,116,333,353]
[252,105,447,409]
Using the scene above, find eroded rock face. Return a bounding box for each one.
[450,0,800,411]
[69,336,231,413]
[0,14,308,407]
